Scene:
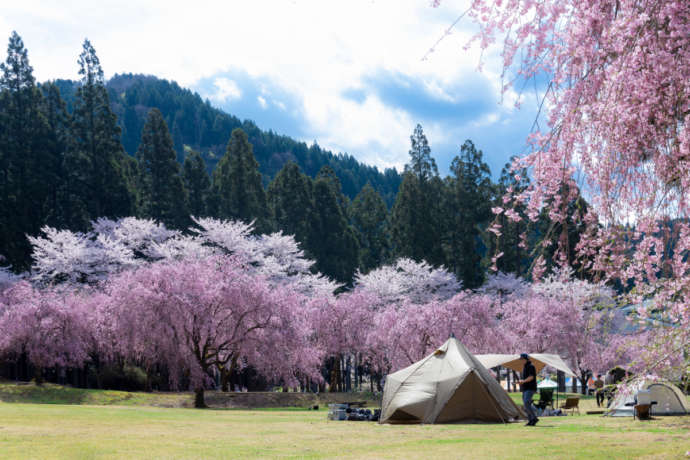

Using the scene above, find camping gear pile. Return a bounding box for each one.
[327,403,380,421]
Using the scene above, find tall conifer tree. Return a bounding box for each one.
[0,32,54,268]
[390,124,445,266]
[211,128,270,232]
[349,183,389,272]
[309,175,359,283]
[267,162,313,246]
[445,140,493,288]
[67,39,132,228]
[183,150,210,217]
[40,82,72,229]
[136,108,188,228]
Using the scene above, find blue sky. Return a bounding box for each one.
[1,0,543,177]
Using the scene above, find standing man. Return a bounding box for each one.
[518,353,539,426]
[594,374,605,407]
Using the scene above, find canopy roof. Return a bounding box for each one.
[475,353,576,377]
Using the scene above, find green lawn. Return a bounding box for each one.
[0,383,687,459]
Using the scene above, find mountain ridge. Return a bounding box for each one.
[49,73,401,205]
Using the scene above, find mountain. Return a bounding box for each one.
[50,74,401,205]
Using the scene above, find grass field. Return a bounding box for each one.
[0,383,688,459]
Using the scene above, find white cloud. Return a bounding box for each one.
[257,95,267,109]
[211,77,241,102]
[0,0,528,173]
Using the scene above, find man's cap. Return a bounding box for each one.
[519,353,529,359]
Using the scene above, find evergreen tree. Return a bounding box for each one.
[489,159,531,275]
[0,32,54,269]
[40,82,72,229]
[444,140,493,288]
[309,176,359,284]
[267,162,313,246]
[405,123,438,182]
[136,108,188,228]
[390,124,445,266]
[183,150,210,217]
[316,165,349,214]
[66,39,132,228]
[349,183,389,272]
[211,128,270,232]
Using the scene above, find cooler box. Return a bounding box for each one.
[327,403,348,421]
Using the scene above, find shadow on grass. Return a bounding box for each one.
[0,380,190,407]
[0,381,90,404]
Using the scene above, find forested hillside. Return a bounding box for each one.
[0,32,594,287]
[51,74,402,206]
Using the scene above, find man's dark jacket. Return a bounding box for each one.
[521,360,537,392]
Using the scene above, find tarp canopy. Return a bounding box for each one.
[380,337,524,424]
[475,353,576,377]
[538,378,558,389]
[606,377,690,417]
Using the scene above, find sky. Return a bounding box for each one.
[0,0,542,176]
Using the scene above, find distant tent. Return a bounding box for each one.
[606,377,689,417]
[380,337,524,424]
[538,378,558,389]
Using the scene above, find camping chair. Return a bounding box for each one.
[536,389,554,410]
[633,404,652,420]
[560,397,580,415]
[633,390,656,420]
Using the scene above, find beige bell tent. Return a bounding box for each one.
[379,337,524,424]
[606,377,689,417]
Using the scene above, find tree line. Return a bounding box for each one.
[2,217,646,404]
[0,32,590,286]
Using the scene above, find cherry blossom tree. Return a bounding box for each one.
[433,0,690,377]
[103,256,322,407]
[478,271,528,299]
[495,269,623,389]
[0,282,92,384]
[365,292,500,373]
[310,291,378,390]
[0,263,22,299]
[28,217,338,296]
[354,258,461,307]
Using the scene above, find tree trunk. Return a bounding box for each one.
[580,371,588,395]
[194,387,207,408]
[220,367,230,392]
[34,366,44,386]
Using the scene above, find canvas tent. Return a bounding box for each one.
[606,377,689,417]
[379,337,524,424]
